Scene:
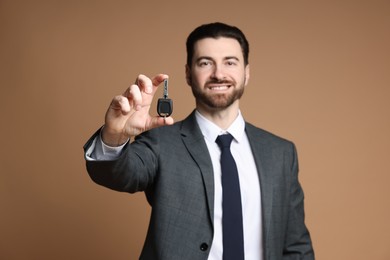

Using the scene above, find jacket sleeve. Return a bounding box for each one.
[83,128,159,194]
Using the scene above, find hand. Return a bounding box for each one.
[101,74,174,146]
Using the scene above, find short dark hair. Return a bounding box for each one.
[186,22,249,67]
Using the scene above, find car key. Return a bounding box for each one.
[157,78,173,117]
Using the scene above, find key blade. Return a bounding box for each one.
[163,79,169,98]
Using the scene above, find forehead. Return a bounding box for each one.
[193,37,243,59]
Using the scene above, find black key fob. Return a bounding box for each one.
[157,79,173,117]
[157,97,173,117]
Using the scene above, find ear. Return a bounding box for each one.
[244,64,250,86]
[185,64,192,86]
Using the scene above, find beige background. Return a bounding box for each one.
[1,0,389,259]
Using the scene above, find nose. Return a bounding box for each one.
[211,64,225,81]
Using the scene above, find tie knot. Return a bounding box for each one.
[216,134,234,149]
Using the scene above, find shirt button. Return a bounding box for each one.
[200,243,209,251]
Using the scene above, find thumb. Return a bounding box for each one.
[147,116,174,129]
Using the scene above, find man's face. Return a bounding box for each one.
[186,37,250,111]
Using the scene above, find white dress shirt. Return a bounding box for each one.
[195,111,263,260]
[85,111,263,259]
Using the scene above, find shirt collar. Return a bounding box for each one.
[195,110,246,144]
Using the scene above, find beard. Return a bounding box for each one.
[190,78,245,109]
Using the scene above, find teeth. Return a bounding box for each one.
[210,85,228,90]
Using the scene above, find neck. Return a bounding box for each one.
[196,101,240,130]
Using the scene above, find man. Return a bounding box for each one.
[84,22,315,260]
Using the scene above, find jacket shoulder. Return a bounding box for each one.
[245,122,294,146]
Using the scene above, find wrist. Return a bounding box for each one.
[101,126,129,147]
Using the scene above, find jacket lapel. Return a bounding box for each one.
[245,123,274,254]
[180,111,215,225]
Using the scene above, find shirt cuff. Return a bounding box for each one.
[85,130,129,161]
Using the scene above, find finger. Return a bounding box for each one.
[136,74,154,94]
[149,115,174,129]
[124,84,142,111]
[111,95,131,115]
[151,74,169,88]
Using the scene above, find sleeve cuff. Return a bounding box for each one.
[85,127,129,161]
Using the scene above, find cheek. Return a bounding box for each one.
[236,70,248,84]
[192,71,208,84]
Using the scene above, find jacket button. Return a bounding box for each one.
[200,243,209,251]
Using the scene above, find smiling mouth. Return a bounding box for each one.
[210,85,228,89]
[207,84,231,91]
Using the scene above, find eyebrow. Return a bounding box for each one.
[195,56,240,62]
[224,56,240,61]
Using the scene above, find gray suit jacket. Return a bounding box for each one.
[84,111,314,260]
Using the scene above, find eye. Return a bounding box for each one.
[226,60,237,66]
[198,60,212,67]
